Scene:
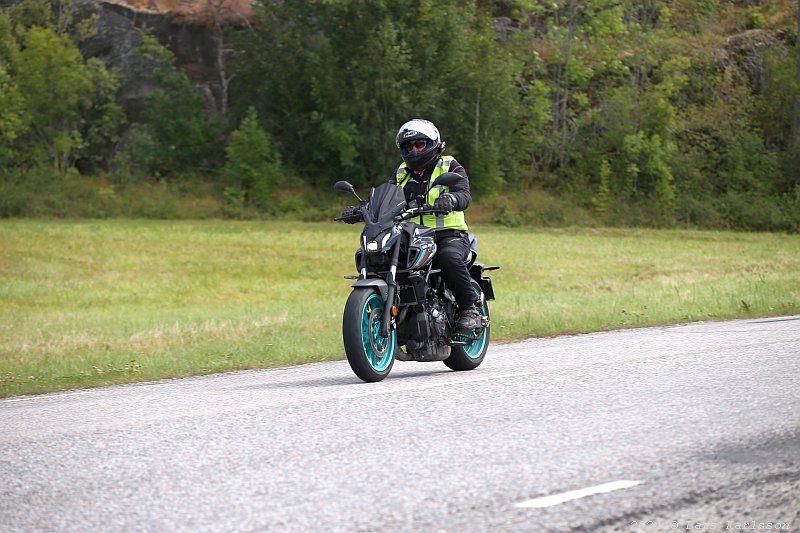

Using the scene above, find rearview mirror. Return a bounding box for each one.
[334,181,355,194]
[433,172,460,188]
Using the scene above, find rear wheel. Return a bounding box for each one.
[445,281,489,371]
[343,289,395,382]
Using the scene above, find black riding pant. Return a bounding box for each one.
[434,229,478,309]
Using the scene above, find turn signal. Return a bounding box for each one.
[391,306,398,316]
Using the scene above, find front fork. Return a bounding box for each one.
[379,240,402,338]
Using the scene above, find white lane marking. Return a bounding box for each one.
[515,480,642,508]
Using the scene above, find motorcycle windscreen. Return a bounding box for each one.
[364,183,406,240]
[363,183,407,242]
[366,183,406,223]
[364,183,406,241]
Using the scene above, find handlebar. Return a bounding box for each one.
[396,206,451,221]
[335,205,451,223]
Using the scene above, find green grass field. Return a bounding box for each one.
[1,219,798,397]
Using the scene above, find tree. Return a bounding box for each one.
[129,33,224,175]
[8,25,120,174]
[0,1,122,175]
[0,61,27,166]
[175,0,251,116]
[592,159,611,214]
[0,14,24,167]
[515,0,628,177]
[76,57,124,173]
[232,0,522,191]
[224,106,282,211]
[793,0,800,168]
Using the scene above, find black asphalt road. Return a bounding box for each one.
[2,317,799,532]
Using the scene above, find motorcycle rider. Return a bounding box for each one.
[341,118,482,331]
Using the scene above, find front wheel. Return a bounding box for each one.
[445,281,490,371]
[343,289,396,382]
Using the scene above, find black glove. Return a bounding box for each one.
[340,205,363,224]
[434,193,455,213]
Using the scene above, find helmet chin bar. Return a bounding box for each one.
[402,144,442,171]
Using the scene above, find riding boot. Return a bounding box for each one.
[456,302,482,331]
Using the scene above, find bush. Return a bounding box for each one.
[486,187,594,227]
[744,8,766,30]
[0,166,82,217]
[602,197,678,228]
[674,195,726,229]
[224,107,283,213]
[0,169,226,219]
[716,192,797,232]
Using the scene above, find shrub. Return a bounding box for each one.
[674,195,726,229]
[487,187,594,227]
[716,192,795,232]
[224,107,283,213]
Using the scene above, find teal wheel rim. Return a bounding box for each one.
[361,293,395,371]
[460,287,487,359]
[461,300,488,359]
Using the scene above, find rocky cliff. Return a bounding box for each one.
[85,0,222,117]
[0,0,223,118]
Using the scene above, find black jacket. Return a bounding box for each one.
[392,157,472,212]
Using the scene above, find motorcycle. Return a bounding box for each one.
[334,173,498,382]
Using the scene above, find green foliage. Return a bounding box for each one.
[1,0,799,232]
[110,124,158,183]
[717,191,798,232]
[516,0,630,176]
[16,26,91,172]
[117,33,224,177]
[719,129,779,195]
[76,58,124,173]
[621,131,677,205]
[755,49,800,192]
[0,169,224,219]
[104,32,228,181]
[744,8,767,30]
[4,25,120,174]
[0,166,55,217]
[0,61,27,165]
[0,1,122,177]
[4,0,54,32]
[592,159,612,215]
[224,107,283,212]
[232,0,521,189]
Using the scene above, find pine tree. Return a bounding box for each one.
[224,107,282,212]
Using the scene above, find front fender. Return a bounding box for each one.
[351,279,389,301]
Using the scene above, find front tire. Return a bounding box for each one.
[445,281,489,371]
[343,289,396,382]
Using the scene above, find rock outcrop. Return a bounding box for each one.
[86,0,222,117]
[1,0,223,118]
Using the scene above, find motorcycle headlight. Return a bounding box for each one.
[366,241,379,252]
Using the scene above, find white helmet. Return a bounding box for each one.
[395,119,444,170]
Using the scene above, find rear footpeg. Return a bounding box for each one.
[450,327,489,344]
[450,316,490,343]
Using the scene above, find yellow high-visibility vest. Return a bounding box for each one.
[395,156,468,231]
